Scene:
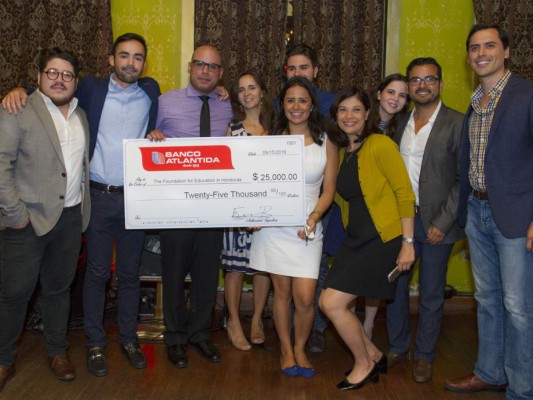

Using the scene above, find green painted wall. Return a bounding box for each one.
[395,0,476,293]
[110,0,184,94]
[397,0,475,113]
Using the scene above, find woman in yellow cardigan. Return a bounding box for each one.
[319,86,415,391]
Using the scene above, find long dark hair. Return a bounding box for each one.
[328,86,371,148]
[367,73,409,137]
[272,77,324,145]
[229,70,273,132]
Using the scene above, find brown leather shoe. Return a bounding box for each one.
[0,364,15,393]
[387,351,409,368]
[444,373,507,393]
[49,353,76,381]
[413,358,432,383]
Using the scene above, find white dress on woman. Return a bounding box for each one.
[248,134,328,279]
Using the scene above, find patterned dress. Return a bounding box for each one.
[220,122,258,274]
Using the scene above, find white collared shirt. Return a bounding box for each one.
[38,89,85,207]
[400,101,442,206]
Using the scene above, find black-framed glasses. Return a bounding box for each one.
[191,59,221,72]
[408,76,439,86]
[43,69,76,82]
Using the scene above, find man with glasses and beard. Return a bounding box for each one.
[0,48,90,391]
[1,33,161,378]
[385,57,464,383]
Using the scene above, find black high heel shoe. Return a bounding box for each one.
[376,353,388,374]
[344,353,388,376]
[337,362,379,391]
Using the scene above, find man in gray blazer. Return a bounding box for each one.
[0,48,90,392]
[386,57,464,383]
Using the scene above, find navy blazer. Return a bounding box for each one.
[76,76,161,160]
[458,74,533,238]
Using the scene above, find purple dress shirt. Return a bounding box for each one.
[156,83,233,138]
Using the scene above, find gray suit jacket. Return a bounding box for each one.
[394,103,465,244]
[0,91,90,236]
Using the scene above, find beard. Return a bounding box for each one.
[412,88,439,106]
[40,82,75,107]
[51,96,72,107]
[115,65,141,84]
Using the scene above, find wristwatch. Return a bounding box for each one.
[402,236,414,244]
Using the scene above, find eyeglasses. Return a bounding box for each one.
[43,69,76,82]
[191,59,221,72]
[408,76,439,86]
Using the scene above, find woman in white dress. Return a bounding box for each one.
[249,77,338,377]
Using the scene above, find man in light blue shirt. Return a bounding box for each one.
[78,33,160,377]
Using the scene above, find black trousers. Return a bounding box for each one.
[0,205,82,365]
[160,228,223,345]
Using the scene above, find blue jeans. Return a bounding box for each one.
[0,206,82,365]
[386,213,453,361]
[83,189,144,348]
[466,195,533,400]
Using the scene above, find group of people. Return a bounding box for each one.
[0,22,532,400]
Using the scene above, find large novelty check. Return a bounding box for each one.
[123,136,306,229]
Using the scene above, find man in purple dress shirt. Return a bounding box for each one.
[151,45,233,368]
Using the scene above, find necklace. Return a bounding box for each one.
[344,149,356,163]
[345,138,365,163]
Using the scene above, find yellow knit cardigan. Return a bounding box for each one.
[334,134,415,243]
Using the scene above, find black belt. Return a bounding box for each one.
[90,181,124,195]
[473,190,489,200]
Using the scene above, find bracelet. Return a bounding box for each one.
[309,210,323,220]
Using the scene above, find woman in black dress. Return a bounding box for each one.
[319,86,415,390]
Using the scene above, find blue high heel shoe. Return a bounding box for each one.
[281,365,299,377]
[297,365,316,378]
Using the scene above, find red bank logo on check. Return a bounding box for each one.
[139,145,234,171]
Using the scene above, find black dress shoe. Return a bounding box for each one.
[190,340,221,363]
[87,347,108,377]
[167,345,188,368]
[337,363,379,391]
[122,343,147,369]
[307,329,325,353]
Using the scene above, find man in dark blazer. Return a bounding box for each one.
[77,33,160,377]
[445,24,533,399]
[386,57,464,383]
[0,48,90,391]
[1,33,160,378]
